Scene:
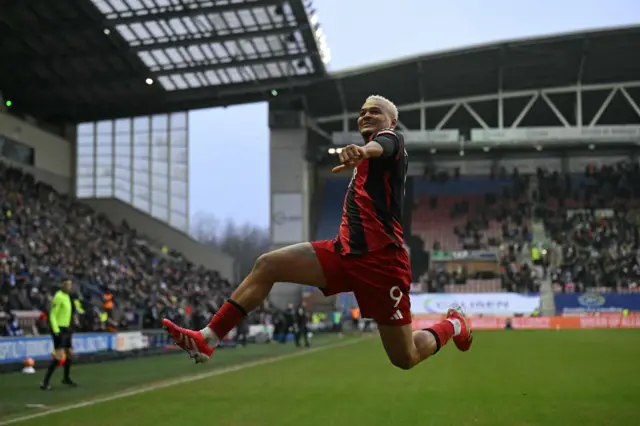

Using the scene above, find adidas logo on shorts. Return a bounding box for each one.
[390,310,404,321]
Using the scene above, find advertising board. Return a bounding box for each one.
[113,331,148,352]
[554,293,640,314]
[0,333,112,364]
[411,315,640,330]
[410,293,540,316]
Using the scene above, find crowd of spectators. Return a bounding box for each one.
[453,168,532,251]
[0,162,236,335]
[536,162,640,293]
[416,161,640,294]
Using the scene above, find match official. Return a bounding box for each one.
[41,279,77,390]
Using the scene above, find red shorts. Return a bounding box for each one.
[310,240,412,326]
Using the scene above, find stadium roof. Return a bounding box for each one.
[1,0,329,123]
[288,24,640,133]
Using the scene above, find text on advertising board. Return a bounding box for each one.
[410,293,540,316]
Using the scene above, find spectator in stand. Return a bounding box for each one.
[2,311,23,336]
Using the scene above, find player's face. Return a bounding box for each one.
[357,99,395,139]
[62,280,72,292]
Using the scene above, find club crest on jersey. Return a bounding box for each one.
[349,167,357,187]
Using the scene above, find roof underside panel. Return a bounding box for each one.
[0,0,327,123]
[94,0,319,91]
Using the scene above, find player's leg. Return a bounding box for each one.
[367,297,457,370]
[163,241,345,362]
[231,243,327,310]
[205,242,330,345]
[377,324,436,369]
[347,246,472,370]
[378,306,473,370]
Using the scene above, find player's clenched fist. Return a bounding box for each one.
[339,144,366,165]
[333,144,368,173]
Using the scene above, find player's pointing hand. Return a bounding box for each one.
[332,144,368,173]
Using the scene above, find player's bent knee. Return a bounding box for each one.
[253,247,303,282]
[390,358,414,370]
[388,353,415,370]
[253,253,277,279]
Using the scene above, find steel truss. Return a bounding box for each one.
[315,81,640,131]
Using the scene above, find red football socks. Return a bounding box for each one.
[425,320,454,352]
[207,299,247,340]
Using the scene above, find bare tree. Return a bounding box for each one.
[192,214,270,278]
[190,212,219,242]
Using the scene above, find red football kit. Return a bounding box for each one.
[311,128,412,326]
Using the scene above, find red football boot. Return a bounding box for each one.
[162,319,215,363]
[446,304,473,352]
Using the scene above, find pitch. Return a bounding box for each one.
[1,330,638,426]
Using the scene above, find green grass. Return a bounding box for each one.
[1,330,639,426]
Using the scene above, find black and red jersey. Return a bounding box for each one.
[334,129,408,255]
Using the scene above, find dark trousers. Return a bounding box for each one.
[295,326,309,347]
[235,331,247,347]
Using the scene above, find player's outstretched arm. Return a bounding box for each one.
[332,143,384,173]
[332,131,399,173]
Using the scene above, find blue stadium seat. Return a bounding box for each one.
[414,177,513,196]
[316,179,349,240]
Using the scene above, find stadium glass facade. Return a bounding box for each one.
[76,112,189,233]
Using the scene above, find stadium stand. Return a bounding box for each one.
[534,162,640,294]
[315,160,640,299]
[0,160,235,333]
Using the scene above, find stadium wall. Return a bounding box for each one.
[0,112,73,180]
[82,198,236,280]
[0,155,71,194]
[268,127,314,308]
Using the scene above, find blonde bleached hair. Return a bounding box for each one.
[365,95,399,121]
